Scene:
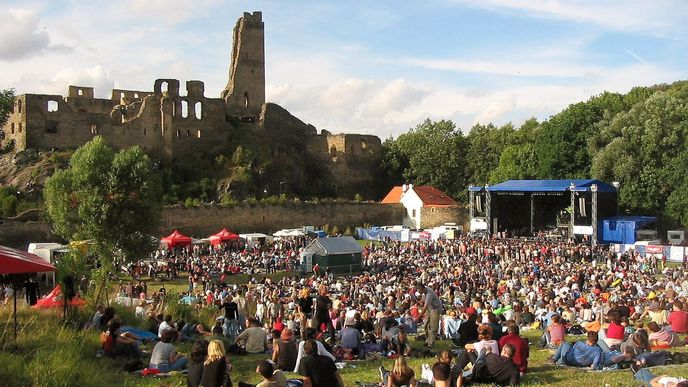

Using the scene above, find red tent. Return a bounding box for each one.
[0,245,57,339]
[208,228,240,246]
[33,284,86,309]
[0,245,56,274]
[161,230,192,248]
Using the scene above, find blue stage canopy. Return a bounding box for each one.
[469,179,617,193]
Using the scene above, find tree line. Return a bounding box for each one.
[381,80,688,229]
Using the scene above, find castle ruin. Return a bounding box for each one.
[0,11,382,198]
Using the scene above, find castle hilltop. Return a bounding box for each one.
[0,11,382,199]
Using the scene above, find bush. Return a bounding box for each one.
[354,193,363,203]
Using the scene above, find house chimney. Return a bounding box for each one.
[402,184,408,193]
[408,183,413,191]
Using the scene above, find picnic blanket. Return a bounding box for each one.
[121,326,158,342]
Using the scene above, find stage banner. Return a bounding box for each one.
[646,245,663,254]
[669,246,684,262]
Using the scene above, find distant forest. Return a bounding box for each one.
[380,80,688,229]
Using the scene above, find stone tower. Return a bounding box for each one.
[222,11,265,121]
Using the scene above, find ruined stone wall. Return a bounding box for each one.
[0,220,59,249]
[2,95,28,150]
[420,205,468,229]
[223,11,265,119]
[161,202,404,236]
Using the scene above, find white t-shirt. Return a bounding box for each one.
[473,339,499,355]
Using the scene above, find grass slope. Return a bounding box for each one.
[1,274,687,386]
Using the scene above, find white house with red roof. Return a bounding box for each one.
[381,184,458,229]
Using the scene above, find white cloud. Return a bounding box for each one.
[0,8,71,61]
[26,65,115,98]
[452,0,688,38]
[124,0,223,25]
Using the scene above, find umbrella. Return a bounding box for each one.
[0,245,56,339]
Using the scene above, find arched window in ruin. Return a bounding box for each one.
[78,89,83,96]
[160,82,169,95]
[19,123,22,133]
[330,145,337,157]
[361,140,367,149]
[194,102,202,119]
[10,123,14,134]
[47,100,59,112]
[176,129,180,138]
[196,129,202,138]
[143,127,147,136]
[186,130,191,137]
[90,124,98,134]
[181,100,189,118]
[17,100,22,113]
[244,92,249,108]
[134,93,139,98]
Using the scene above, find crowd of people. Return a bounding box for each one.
[92,235,688,386]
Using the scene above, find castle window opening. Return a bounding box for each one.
[349,145,354,154]
[91,124,99,134]
[194,102,202,119]
[143,127,147,136]
[10,123,14,134]
[78,89,83,96]
[186,130,191,137]
[176,130,180,138]
[181,100,189,118]
[361,140,367,149]
[244,92,249,108]
[17,100,22,113]
[47,100,59,112]
[196,129,202,138]
[160,82,169,95]
[19,123,22,132]
[134,93,139,98]
[120,92,126,98]
[330,145,337,157]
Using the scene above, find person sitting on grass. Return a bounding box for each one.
[539,314,565,349]
[200,340,231,387]
[432,362,451,387]
[101,319,143,358]
[379,355,416,387]
[237,359,287,387]
[149,329,187,372]
[293,328,336,373]
[461,343,520,386]
[272,328,298,371]
[548,331,603,370]
[206,323,232,350]
[498,321,529,374]
[187,339,209,387]
[234,318,268,354]
[298,339,344,387]
[647,321,682,348]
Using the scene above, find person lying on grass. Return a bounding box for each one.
[548,331,604,370]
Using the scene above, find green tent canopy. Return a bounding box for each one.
[300,237,363,274]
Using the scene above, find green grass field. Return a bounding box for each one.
[1,273,687,386]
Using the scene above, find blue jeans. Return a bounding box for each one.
[634,368,655,386]
[151,356,187,372]
[552,342,572,365]
[637,351,668,367]
[223,318,240,342]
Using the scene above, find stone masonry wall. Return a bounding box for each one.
[161,202,404,236]
[420,205,469,230]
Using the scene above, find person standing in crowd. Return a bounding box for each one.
[219,294,240,342]
[312,284,335,342]
[415,281,443,348]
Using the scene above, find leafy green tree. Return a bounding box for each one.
[381,119,468,199]
[0,88,14,127]
[591,84,688,227]
[464,122,516,185]
[44,136,162,265]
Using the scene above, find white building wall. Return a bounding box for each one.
[400,188,423,229]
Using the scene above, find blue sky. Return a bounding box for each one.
[1,0,687,138]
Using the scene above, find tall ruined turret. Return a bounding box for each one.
[221,11,265,122]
